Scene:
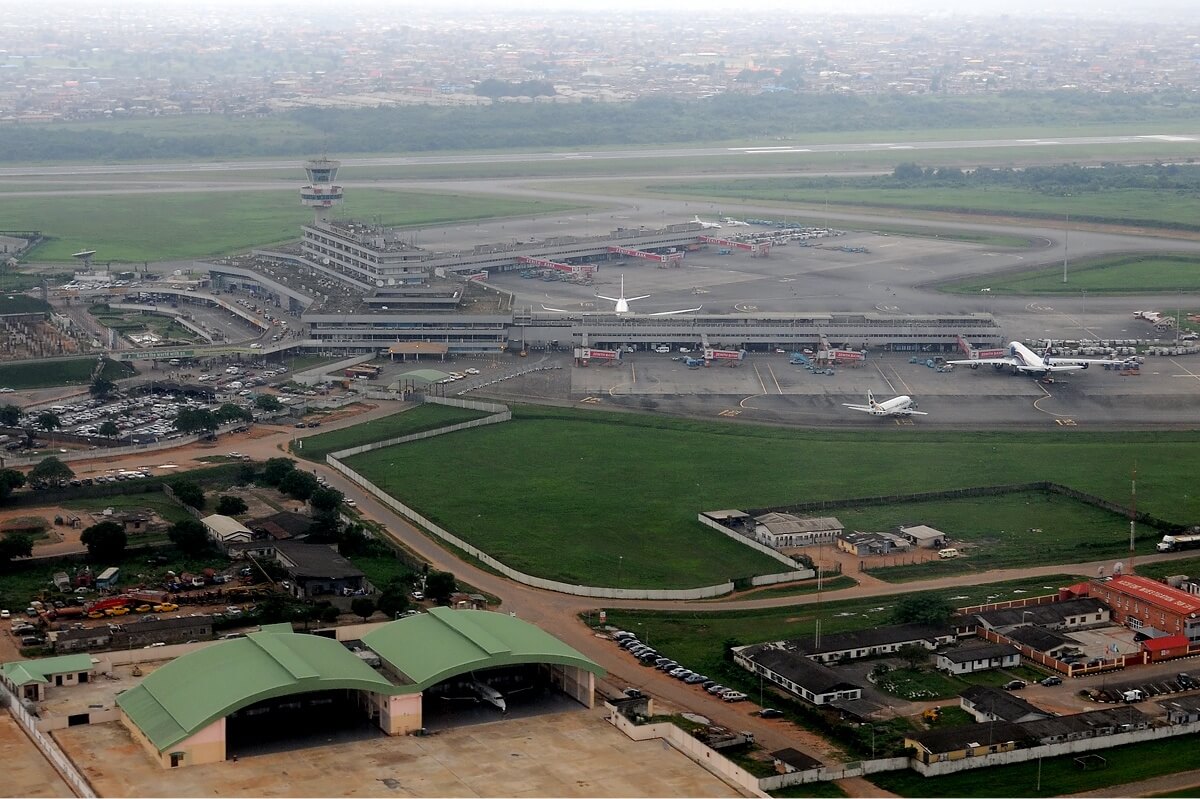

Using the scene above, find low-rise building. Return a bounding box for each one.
[248,510,312,541]
[960,686,1052,724]
[972,598,1109,632]
[771,747,822,774]
[935,641,1020,675]
[52,626,111,654]
[836,530,911,557]
[733,644,862,706]
[109,616,214,648]
[1158,695,1200,724]
[201,514,253,552]
[791,623,957,664]
[1002,625,1081,659]
[752,513,842,549]
[906,721,1026,765]
[1020,707,1149,744]
[1089,575,1200,642]
[274,541,369,599]
[898,525,948,549]
[0,654,95,701]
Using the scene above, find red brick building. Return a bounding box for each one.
[1089,575,1200,643]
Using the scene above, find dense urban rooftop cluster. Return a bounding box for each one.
[2,6,1199,121]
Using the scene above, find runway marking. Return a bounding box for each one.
[894,418,915,426]
[889,365,914,395]
[718,409,742,417]
[765,364,784,394]
[873,361,897,393]
[1055,418,1077,426]
[751,364,770,394]
[579,396,602,404]
[1169,359,1200,381]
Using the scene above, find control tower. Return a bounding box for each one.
[300,157,344,223]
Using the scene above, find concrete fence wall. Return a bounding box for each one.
[605,709,768,797]
[758,757,910,790]
[749,570,817,587]
[912,720,1200,777]
[697,513,807,571]
[326,411,512,460]
[0,682,96,797]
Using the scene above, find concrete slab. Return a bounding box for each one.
[0,715,73,798]
[57,708,741,798]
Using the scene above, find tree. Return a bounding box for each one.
[350,597,376,622]
[168,518,210,555]
[309,486,344,513]
[28,456,73,488]
[254,394,283,412]
[0,404,20,426]
[97,420,119,438]
[174,408,219,434]
[0,469,25,504]
[170,479,205,510]
[897,643,929,671]
[425,571,457,604]
[36,412,61,434]
[261,457,297,486]
[216,403,253,424]
[377,582,412,618]
[722,636,743,663]
[892,162,925,181]
[80,520,127,561]
[215,495,248,516]
[235,462,257,485]
[0,533,33,570]
[891,594,955,627]
[279,470,319,501]
[89,376,116,399]
[320,605,341,623]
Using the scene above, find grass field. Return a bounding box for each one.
[847,491,1154,582]
[598,575,1080,692]
[0,295,50,314]
[59,493,193,525]
[293,404,491,463]
[9,190,580,263]
[868,733,1200,797]
[1135,556,1200,582]
[342,405,1200,588]
[940,253,1200,294]
[0,357,134,390]
[645,179,1200,231]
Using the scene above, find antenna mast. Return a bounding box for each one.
[1129,463,1137,569]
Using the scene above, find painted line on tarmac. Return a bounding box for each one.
[889,365,914,395]
[872,361,897,393]
[765,363,784,394]
[1168,359,1200,381]
[751,363,769,394]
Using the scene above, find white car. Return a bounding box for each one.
[0,387,14,393]
[0,610,9,619]
[465,368,481,375]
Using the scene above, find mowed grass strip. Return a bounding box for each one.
[867,733,1200,797]
[848,491,1155,582]
[647,179,1200,230]
[341,406,1197,588]
[294,404,491,463]
[0,357,133,389]
[941,253,1200,294]
[10,189,580,262]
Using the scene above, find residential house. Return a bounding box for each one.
[960,686,1052,724]
[752,513,842,549]
[935,641,1021,675]
[1020,707,1149,744]
[0,654,95,701]
[734,644,862,706]
[791,623,957,664]
[906,721,1027,765]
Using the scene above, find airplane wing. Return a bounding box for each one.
[842,404,874,412]
[946,357,1016,367]
[541,305,573,313]
[647,306,702,316]
[595,294,619,302]
[626,294,651,302]
[1046,356,1114,367]
[906,410,930,416]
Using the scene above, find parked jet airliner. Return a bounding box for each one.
[947,341,1114,376]
[542,275,701,316]
[843,390,927,417]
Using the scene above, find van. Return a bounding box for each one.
[938,548,960,559]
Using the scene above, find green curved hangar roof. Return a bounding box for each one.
[116,625,393,752]
[362,607,604,691]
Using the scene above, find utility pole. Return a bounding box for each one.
[1129,463,1138,568]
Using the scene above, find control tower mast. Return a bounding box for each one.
[300,157,344,224]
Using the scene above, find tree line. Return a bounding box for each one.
[5,90,1200,163]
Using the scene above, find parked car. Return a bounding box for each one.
[760,708,785,719]
[1004,680,1028,691]
[1040,676,1064,687]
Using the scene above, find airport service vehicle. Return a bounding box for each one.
[843,390,927,417]
[1157,534,1200,552]
[948,341,1115,376]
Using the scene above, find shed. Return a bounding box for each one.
[898,525,947,548]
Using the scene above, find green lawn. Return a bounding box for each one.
[770,782,849,798]
[849,491,1154,582]
[0,357,134,389]
[0,295,50,314]
[9,190,580,263]
[940,253,1200,295]
[646,179,1200,231]
[60,493,194,524]
[342,405,1200,588]
[1135,556,1200,582]
[274,354,345,372]
[293,404,491,463]
[868,733,1200,797]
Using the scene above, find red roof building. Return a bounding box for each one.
[1089,575,1200,642]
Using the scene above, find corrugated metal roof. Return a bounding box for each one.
[200,514,251,539]
[0,654,93,687]
[116,629,394,752]
[362,607,603,691]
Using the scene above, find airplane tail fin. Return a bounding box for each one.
[1042,341,1054,364]
[867,390,876,407]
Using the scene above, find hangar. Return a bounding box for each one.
[116,609,603,768]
